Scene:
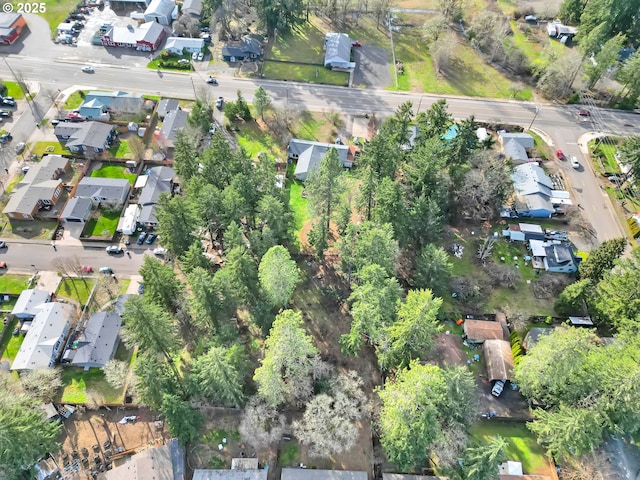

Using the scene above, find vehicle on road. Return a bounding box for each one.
[216,96,224,109]
[206,76,218,85]
[153,247,167,256]
[0,261,6,269]
[136,232,147,245]
[0,133,12,144]
[571,156,580,169]
[79,265,93,273]
[81,66,95,73]
[351,41,362,47]
[578,109,591,117]
[15,142,26,155]
[105,245,123,254]
[145,233,157,244]
[0,241,6,248]
[491,380,505,397]
[556,149,566,161]
[99,267,113,274]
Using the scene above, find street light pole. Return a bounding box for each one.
[527,106,541,131]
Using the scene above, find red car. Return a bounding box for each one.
[556,149,567,161]
[79,265,93,273]
[351,41,362,47]
[68,112,83,120]
[578,109,591,117]
[0,262,7,269]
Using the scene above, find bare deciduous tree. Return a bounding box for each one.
[128,136,146,160]
[19,368,63,401]
[476,237,496,265]
[430,32,456,74]
[103,359,129,389]
[239,396,287,448]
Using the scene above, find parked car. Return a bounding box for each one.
[0,241,6,248]
[0,133,12,144]
[99,267,113,274]
[78,265,93,273]
[216,96,224,109]
[105,245,123,254]
[0,98,15,107]
[153,247,167,256]
[191,51,198,61]
[197,52,204,61]
[556,149,566,161]
[81,66,95,73]
[209,123,217,135]
[137,283,145,294]
[608,175,622,183]
[145,233,157,244]
[0,262,7,269]
[491,380,505,397]
[578,109,591,117]
[571,156,580,169]
[206,76,218,85]
[15,142,26,155]
[177,59,190,64]
[351,41,362,47]
[68,112,83,120]
[136,232,147,245]
[0,110,12,117]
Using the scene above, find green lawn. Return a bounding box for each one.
[471,422,555,476]
[63,91,85,110]
[56,278,95,306]
[236,121,286,159]
[593,142,619,173]
[90,163,137,184]
[3,81,25,100]
[0,274,30,294]
[286,180,309,234]
[41,0,79,37]
[59,367,124,404]
[108,140,132,159]
[3,219,59,240]
[82,208,121,238]
[1,334,25,362]
[31,142,71,157]
[262,62,349,86]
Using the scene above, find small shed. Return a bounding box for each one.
[463,319,504,344]
[522,327,553,352]
[499,461,523,475]
[568,316,594,327]
[484,339,514,382]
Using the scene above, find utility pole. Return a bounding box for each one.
[527,106,541,131]
[3,57,41,123]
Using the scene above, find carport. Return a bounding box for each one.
[484,339,514,382]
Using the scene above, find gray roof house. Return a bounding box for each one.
[105,439,185,480]
[3,155,68,220]
[544,243,579,273]
[160,108,188,146]
[282,469,367,480]
[193,471,266,480]
[499,132,534,164]
[288,139,351,181]
[54,121,115,154]
[60,196,93,223]
[511,163,555,218]
[484,339,514,382]
[11,302,75,371]
[144,0,176,25]
[80,91,144,119]
[157,98,180,120]
[182,0,203,17]
[221,36,263,62]
[70,311,122,369]
[138,166,175,225]
[74,177,130,206]
[11,289,51,320]
[324,32,355,69]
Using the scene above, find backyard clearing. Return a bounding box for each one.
[59,367,125,405]
[89,162,137,184]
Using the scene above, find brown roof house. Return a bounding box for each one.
[484,339,515,382]
[463,319,504,344]
[3,155,68,220]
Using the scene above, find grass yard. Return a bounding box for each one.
[82,208,121,238]
[592,141,620,173]
[2,219,58,240]
[1,333,25,362]
[291,111,341,143]
[3,81,25,100]
[90,162,137,184]
[108,140,133,159]
[471,422,555,476]
[63,90,86,110]
[56,278,95,306]
[286,180,310,235]
[31,141,71,157]
[41,0,79,36]
[262,62,349,86]
[59,367,124,404]
[0,274,30,294]
[236,121,286,159]
[392,28,532,100]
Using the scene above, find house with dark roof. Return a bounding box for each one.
[138,166,175,225]
[0,12,26,45]
[79,91,145,119]
[159,108,188,146]
[221,36,263,62]
[288,139,351,181]
[68,311,122,369]
[75,177,130,206]
[3,155,68,220]
[484,339,514,382]
[182,0,203,17]
[11,302,75,371]
[54,121,115,154]
[324,33,355,70]
[463,319,505,344]
[157,98,180,120]
[543,243,579,273]
[11,289,51,320]
[101,22,166,51]
[60,196,93,223]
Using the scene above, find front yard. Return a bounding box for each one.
[63,91,86,110]
[57,278,96,307]
[1,219,59,240]
[3,81,25,100]
[59,367,125,405]
[90,162,137,184]
[82,208,121,239]
[32,141,71,157]
[0,274,30,294]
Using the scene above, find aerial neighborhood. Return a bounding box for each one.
[2,0,640,479]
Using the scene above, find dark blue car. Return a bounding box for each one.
[145,233,157,244]
[137,232,147,245]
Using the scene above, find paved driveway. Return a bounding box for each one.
[352,46,392,88]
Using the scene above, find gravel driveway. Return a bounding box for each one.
[352,45,392,89]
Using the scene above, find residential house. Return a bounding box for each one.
[383,475,449,480]
[463,319,504,344]
[164,36,204,54]
[288,139,351,181]
[0,12,26,45]
[511,163,556,218]
[101,22,165,51]
[74,177,130,206]
[104,439,185,480]
[11,289,51,320]
[547,21,577,40]
[522,327,553,352]
[138,166,175,226]
[54,121,115,154]
[544,243,579,273]
[144,0,176,25]
[3,155,69,220]
[182,0,203,18]
[499,132,534,164]
[324,33,355,70]
[60,196,93,223]
[80,91,145,119]
[159,108,188,147]
[501,223,546,242]
[282,469,367,480]
[193,459,266,480]
[221,36,263,62]
[484,339,514,382]
[157,98,180,120]
[68,311,122,369]
[11,302,75,371]
[568,316,594,327]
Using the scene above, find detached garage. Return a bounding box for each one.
[60,197,92,223]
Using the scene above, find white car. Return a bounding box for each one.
[491,380,505,397]
[197,52,204,61]
[81,66,94,73]
[153,247,167,256]
[571,157,580,169]
[191,51,198,61]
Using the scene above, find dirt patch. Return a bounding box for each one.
[432,332,467,367]
[54,408,166,478]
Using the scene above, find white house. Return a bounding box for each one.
[144,0,176,25]
[324,32,355,70]
[164,36,204,54]
[11,289,50,320]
